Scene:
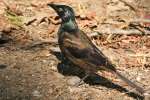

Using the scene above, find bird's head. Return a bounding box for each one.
[47,3,75,22]
[48,3,78,32]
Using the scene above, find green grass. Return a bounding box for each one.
[5,10,23,27]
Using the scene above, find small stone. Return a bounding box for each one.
[42,60,47,63]
[136,76,141,81]
[67,76,81,86]
[32,90,42,97]
[51,65,57,71]
[80,14,86,19]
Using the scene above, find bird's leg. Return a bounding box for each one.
[61,54,72,66]
[61,53,69,65]
[61,53,66,61]
[75,72,90,86]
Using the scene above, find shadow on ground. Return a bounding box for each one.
[0,64,7,69]
[52,51,144,100]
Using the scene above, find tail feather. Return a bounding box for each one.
[113,70,145,94]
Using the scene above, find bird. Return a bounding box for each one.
[47,3,145,95]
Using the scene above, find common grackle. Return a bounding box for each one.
[47,3,145,95]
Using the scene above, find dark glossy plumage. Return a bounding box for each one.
[58,29,116,72]
[48,3,145,94]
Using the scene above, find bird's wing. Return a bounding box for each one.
[62,31,109,67]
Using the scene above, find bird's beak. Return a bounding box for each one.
[47,3,58,12]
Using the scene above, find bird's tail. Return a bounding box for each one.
[113,70,145,94]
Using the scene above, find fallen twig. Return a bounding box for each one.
[90,29,150,36]
[25,18,37,26]
[128,53,150,58]
[119,0,137,12]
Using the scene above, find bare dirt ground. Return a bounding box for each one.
[0,0,150,100]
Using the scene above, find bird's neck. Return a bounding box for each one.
[61,19,78,32]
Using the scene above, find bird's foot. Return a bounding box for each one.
[67,74,89,86]
[74,74,89,86]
